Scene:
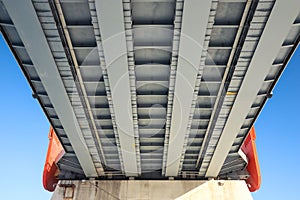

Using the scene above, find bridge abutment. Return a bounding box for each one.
[51,180,253,200]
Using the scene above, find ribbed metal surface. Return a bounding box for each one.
[0,0,299,180]
[132,0,176,176]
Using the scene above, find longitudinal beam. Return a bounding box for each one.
[165,0,212,177]
[95,0,138,176]
[205,0,300,177]
[2,0,98,177]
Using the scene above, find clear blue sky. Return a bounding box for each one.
[0,33,299,199]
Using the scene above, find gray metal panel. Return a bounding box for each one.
[205,0,300,177]
[165,0,212,177]
[197,0,253,177]
[95,0,138,176]
[1,0,98,177]
[88,0,125,174]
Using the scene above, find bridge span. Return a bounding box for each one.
[0,0,299,199]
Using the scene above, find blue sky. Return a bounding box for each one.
[0,33,299,199]
[0,35,52,198]
[252,45,300,200]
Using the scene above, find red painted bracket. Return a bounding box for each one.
[42,126,261,192]
[241,127,261,192]
[43,127,65,192]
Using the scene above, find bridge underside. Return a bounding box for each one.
[0,0,299,187]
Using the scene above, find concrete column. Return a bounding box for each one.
[51,180,253,200]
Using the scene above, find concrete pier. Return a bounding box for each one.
[51,180,253,200]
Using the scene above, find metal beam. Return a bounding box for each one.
[88,0,125,174]
[122,0,142,175]
[2,0,98,177]
[162,0,183,176]
[95,0,138,176]
[197,0,253,175]
[165,0,212,177]
[205,0,300,177]
[52,0,105,173]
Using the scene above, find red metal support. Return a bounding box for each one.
[42,125,261,192]
[43,127,65,192]
[241,127,261,192]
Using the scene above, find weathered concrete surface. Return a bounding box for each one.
[51,180,253,200]
[176,180,253,200]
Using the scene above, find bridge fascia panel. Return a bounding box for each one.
[165,0,212,177]
[1,0,98,177]
[205,0,300,177]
